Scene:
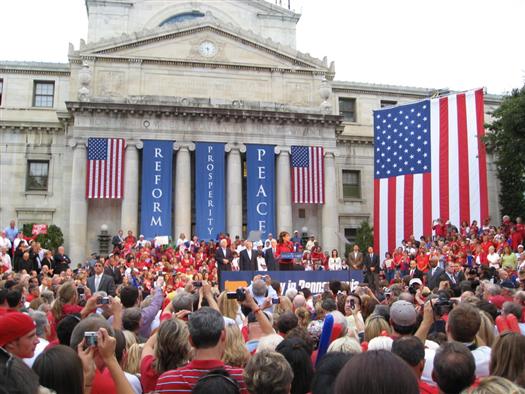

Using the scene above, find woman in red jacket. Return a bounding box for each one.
[276,231,295,271]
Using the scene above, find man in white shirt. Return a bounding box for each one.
[0,231,11,251]
[421,303,491,386]
[23,311,50,368]
[0,247,12,273]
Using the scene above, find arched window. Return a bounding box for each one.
[159,11,205,26]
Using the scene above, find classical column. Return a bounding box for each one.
[68,141,88,264]
[275,146,293,234]
[226,143,245,238]
[322,152,339,251]
[120,141,141,236]
[174,142,194,239]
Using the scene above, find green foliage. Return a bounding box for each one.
[485,85,525,219]
[356,220,374,253]
[20,223,64,252]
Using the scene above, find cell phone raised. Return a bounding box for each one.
[193,281,202,287]
[272,298,280,305]
[98,296,110,305]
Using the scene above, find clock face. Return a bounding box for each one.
[199,41,217,58]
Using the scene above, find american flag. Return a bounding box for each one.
[373,89,488,258]
[291,146,325,204]
[86,138,125,199]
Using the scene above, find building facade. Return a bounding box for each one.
[0,0,501,264]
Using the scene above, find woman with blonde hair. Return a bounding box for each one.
[490,332,525,385]
[222,323,251,367]
[140,317,191,393]
[471,376,525,394]
[295,307,311,329]
[364,314,391,342]
[124,343,144,375]
[476,310,497,347]
[327,336,362,354]
[217,291,244,326]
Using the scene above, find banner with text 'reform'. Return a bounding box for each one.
[195,142,226,241]
[140,140,173,239]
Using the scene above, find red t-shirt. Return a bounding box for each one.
[140,355,159,394]
[155,359,247,393]
[419,380,438,394]
[92,368,117,394]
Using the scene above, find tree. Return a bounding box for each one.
[356,221,374,253]
[485,85,525,219]
[21,223,64,252]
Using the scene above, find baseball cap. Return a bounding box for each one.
[409,278,423,287]
[0,312,36,347]
[390,300,417,326]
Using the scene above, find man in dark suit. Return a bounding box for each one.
[111,230,124,251]
[214,239,233,272]
[363,246,380,290]
[239,241,258,271]
[427,257,445,290]
[265,239,278,271]
[408,260,425,279]
[348,244,364,270]
[104,256,123,285]
[440,262,462,296]
[87,259,116,296]
[53,246,71,275]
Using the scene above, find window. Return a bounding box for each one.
[160,11,205,26]
[33,81,54,107]
[342,170,361,199]
[381,100,397,108]
[0,79,3,106]
[26,160,49,191]
[344,228,357,255]
[339,98,356,122]
[298,209,306,219]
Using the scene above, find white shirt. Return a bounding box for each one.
[0,237,11,250]
[0,253,12,272]
[95,274,103,291]
[487,252,501,269]
[23,337,49,368]
[422,345,491,386]
[328,257,342,270]
[124,372,143,394]
[257,256,267,271]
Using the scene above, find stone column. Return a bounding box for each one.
[120,141,141,236]
[68,141,88,265]
[174,142,194,239]
[226,143,245,239]
[322,152,339,251]
[275,146,293,234]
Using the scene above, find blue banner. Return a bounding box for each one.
[195,142,226,241]
[140,140,173,239]
[246,145,275,239]
[220,270,364,294]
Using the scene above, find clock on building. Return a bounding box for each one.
[198,40,217,58]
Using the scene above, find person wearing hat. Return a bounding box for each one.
[389,300,418,339]
[291,230,302,246]
[0,311,39,359]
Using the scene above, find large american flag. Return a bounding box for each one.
[86,138,125,199]
[373,89,488,258]
[291,146,325,204]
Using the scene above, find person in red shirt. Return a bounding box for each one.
[391,336,438,394]
[275,231,295,271]
[155,307,248,393]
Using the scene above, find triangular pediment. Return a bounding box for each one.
[73,16,329,73]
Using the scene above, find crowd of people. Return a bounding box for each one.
[2,215,525,393]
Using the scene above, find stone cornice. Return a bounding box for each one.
[0,121,64,132]
[72,15,328,72]
[337,134,374,145]
[65,100,343,126]
[0,61,70,77]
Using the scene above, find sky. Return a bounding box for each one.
[0,0,523,95]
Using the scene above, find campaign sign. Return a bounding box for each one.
[140,140,174,239]
[32,224,48,235]
[195,142,226,241]
[246,144,275,239]
[220,270,364,294]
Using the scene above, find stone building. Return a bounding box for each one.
[0,0,501,264]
